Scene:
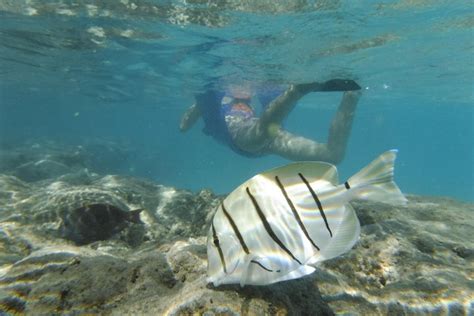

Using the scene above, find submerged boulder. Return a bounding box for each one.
[14,159,72,182]
[0,140,135,182]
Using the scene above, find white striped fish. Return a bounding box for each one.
[207,150,407,287]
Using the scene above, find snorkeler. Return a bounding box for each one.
[180,79,361,164]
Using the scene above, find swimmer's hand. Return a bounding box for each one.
[180,103,201,132]
[320,79,361,91]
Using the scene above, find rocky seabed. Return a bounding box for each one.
[0,143,472,315]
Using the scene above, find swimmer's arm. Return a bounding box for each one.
[180,103,201,132]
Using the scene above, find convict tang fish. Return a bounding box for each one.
[207,150,407,287]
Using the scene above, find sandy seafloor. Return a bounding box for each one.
[0,140,472,315]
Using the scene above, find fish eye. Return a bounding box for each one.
[213,237,220,247]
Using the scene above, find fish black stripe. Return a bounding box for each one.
[275,176,320,251]
[344,181,350,189]
[221,202,250,254]
[211,221,227,273]
[245,187,302,265]
[298,173,333,237]
[250,260,280,273]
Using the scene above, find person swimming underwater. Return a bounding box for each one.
[180,79,361,164]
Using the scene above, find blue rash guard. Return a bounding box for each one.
[194,90,229,144]
[256,85,285,109]
[195,89,259,157]
[195,86,285,157]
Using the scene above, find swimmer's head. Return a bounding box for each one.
[227,83,253,100]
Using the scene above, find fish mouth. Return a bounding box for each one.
[206,276,219,287]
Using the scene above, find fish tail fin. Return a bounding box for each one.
[128,209,143,224]
[347,150,407,205]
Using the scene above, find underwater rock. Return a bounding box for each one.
[14,159,72,182]
[0,141,87,180]
[0,171,217,247]
[0,246,132,315]
[315,196,474,315]
[0,239,333,315]
[0,170,472,315]
[0,140,134,182]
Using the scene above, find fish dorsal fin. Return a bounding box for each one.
[259,161,339,185]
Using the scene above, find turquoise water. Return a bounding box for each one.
[0,1,473,201]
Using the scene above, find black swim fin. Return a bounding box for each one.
[296,79,361,94]
[320,79,361,91]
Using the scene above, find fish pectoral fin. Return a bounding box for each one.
[239,254,255,287]
[249,256,283,273]
[220,234,244,270]
[319,204,360,262]
[272,265,316,284]
[240,255,290,287]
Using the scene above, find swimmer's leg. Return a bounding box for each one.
[326,91,361,163]
[265,129,333,161]
[258,85,309,130]
[259,80,361,133]
[265,91,361,163]
[227,118,269,153]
